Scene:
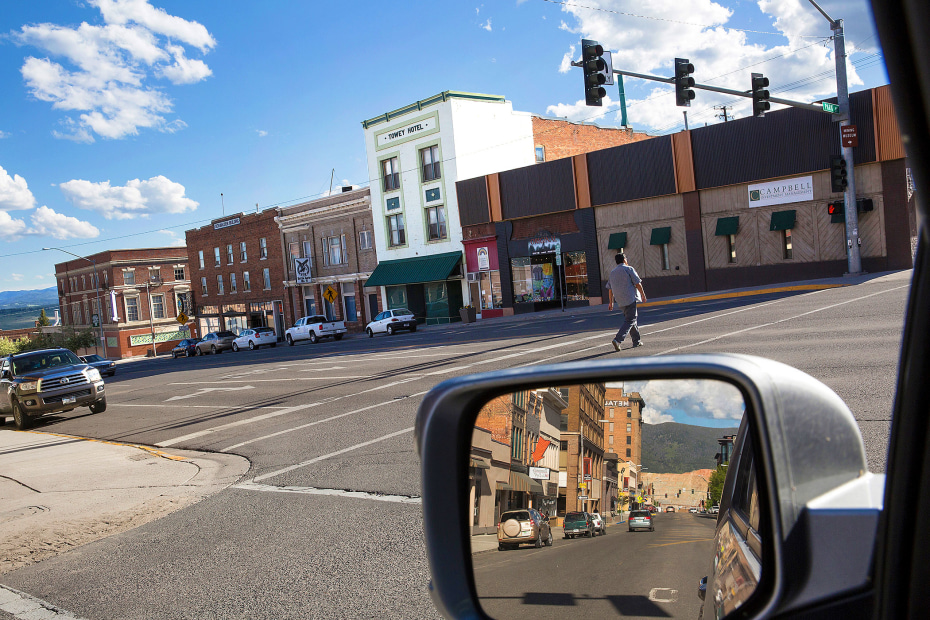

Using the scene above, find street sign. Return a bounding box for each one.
[579,482,587,490]
[842,125,859,147]
[323,285,338,303]
[176,312,189,324]
[578,495,588,501]
[822,101,840,114]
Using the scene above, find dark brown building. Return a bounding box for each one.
[185,210,291,339]
[53,247,191,359]
[560,383,607,515]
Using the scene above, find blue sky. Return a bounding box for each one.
[614,380,744,427]
[0,0,887,292]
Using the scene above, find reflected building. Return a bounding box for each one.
[558,383,607,516]
[604,388,645,511]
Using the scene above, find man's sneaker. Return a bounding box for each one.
[631,340,644,348]
[611,340,621,352]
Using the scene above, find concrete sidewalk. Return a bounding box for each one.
[0,429,249,575]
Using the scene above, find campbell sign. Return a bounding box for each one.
[748,176,813,208]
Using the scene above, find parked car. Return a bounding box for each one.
[497,508,551,550]
[562,511,595,539]
[708,505,719,515]
[0,348,106,430]
[79,354,116,377]
[366,308,417,337]
[689,507,698,514]
[195,331,237,355]
[590,511,607,535]
[666,506,676,513]
[628,510,655,532]
[171,339,200,358]
[285,315,346,345]
[232,327,277,351]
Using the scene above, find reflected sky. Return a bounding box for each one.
[608,380,744,427]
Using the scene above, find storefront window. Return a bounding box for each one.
[478,271,503,310]
[511,257,533,303]
[386,286,407,310]
[424,281,449,319]
[512,255,558,304]
[563,251,588,301]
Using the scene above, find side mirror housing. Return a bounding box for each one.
[415,354,881,619]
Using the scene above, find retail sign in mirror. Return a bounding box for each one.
[468,379,758,619]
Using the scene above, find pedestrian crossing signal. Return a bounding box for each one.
[827,202,844,215]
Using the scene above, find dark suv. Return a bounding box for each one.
[0,348,107,430]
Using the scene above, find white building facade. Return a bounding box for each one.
[362,91,535,323]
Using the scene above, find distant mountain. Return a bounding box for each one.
[641,422,739,474]
[0,287,58,309]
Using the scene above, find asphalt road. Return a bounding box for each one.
[0,270,910,619]
[474,513,717,620]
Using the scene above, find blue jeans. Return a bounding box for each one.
[614,303,641,344]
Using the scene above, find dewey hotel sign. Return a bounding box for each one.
[748,176,814,208]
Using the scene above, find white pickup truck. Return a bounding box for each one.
[285,315,347,345]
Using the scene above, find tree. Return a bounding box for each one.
[708,464,728,507]
[37,308,51,327]
[0,336,17,356]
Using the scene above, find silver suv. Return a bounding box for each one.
[0,348,107,430]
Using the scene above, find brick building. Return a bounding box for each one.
[559,382,607,516]
[276,187,380,332]
[54,248,191,359]
[532,116,652,163]
[185,211,291,339]
[642,469,714,512]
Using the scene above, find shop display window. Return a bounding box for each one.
[511,256,557,303]
[563,251,588,301]
[387,286,408,310]
[424,281,449,319]
[478,270,503,310]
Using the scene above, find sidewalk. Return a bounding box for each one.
[0,429,249,575]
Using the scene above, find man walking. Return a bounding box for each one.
[606,252,647,351]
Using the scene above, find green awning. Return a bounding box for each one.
[714,216,739,236]
[470,457,490,470]
[649,226,672,245]
[831,213,846,224]
[770,210,797,231]
[607,232,628,250]
[496,481,513,491]
[365,251,462,287]
[509,471,544,494]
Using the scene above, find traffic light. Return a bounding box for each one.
[675,58,695,107]
[582,39,608,106]
[830,156,848,193]
[751,73,770,117]
[827,201,844,216]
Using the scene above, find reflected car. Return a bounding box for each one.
[666,506,676,513]
[689,507,699,514]
[366,309,417,337]
[171,339,199,358]
[232,327,277,351]
[79,354,116,377]
[195,331,237,355]
[563,511,595,539]
[628,510,655,532]
[590,511,607,535]
[497,509,551,550]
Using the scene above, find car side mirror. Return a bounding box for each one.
[416,354,882,619]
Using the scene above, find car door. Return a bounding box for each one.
[0,358,12,413]
[372,312,386,333]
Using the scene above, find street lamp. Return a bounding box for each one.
[43,247,107,358]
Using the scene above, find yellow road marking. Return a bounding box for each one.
[21,430,190,462]
[647,538,714,548]
[638,284,846,308]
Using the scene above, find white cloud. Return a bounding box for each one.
[157,228,187,247]
[0,212,28,239]
[559,44,577,73]
[549,0,878,132]
[481,19,492,32]
[630,379,744,424]
[9,274,24,281]
[0,131,8,139]
[14,0,214,141]
[60,175,198,220]
[256,129,268,137]
[28,206,100,239]
[546,95,618,123]
[0,165,37,211]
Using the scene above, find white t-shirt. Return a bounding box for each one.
[605,263,642,307]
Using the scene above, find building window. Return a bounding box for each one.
[535,145,545,162]
[609,422,614,431]
[783,229,793,260]
[260,238,268,259]
[240,241,247,262]
[626,436,631,445]
[214,247,221,267]
[382,157,400,191]
[627,423,632,432]
[387,214,406,247]
[609,408,614,418]
[626,448,631,457]
[263,268,271,290]
[230,273,237,293]
[152,294,165,319]
[103,272,108,287]
[150,268,160,283]
[359,230,372,251]
[227,244,234,264]
[288,242,300,263]
[322,235,345,266]
[198,250,204,269]
[126,297,139,322]
[727,234,737,263]
[81,275,86,289]
[661,244,670,270]
[217,274,224,295]
[627,408,632,417]
[477,270,503,310]
[564,251,588,300]
[420,145,440,182]
[242,271,251,292]
[201,276,208,296]
[174,267,185,281]
[609,435,613,446]
[124,270,135,286]
[426,206,447,241]
[342,282,357,322]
